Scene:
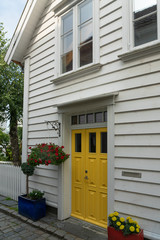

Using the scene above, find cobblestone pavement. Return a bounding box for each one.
[0,195,107,240]
[0,212,59,240]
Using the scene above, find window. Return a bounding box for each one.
[133,0,157,47]
[119,0,160,61]
[56,0,99,77]
[71,111,107,125]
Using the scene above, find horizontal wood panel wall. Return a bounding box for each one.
[24,0,160,234]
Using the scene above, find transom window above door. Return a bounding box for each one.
[71,111,107,125]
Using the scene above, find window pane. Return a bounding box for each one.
[134,0,157,13]
[75,134,81,152]
[89,133,96,153]
[79,0,92,24]
[95,112,103,123]
[79,21,93,45]
[101,132,107,153]
[80,41,92,67]
[62,33,73,54]
[62,51,73,73]
[72,116,77,125]
[104,112,107,122]
[79,115,85,124]
[62,11,73,34]
[87,113,94,123]
[133,0,157,46]
[134,14,157,46]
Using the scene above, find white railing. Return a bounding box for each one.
[0,162,22,201]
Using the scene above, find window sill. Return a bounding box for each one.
[51,63,102,85]
[118,42,160,62]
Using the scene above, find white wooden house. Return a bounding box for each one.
[5,0,160,239]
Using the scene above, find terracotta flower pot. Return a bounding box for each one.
[108,226,144,240]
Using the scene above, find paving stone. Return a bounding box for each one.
[48,236,60,240]
[1,200,17,207]
[55,229,66,238]
[0,196,6,201]
[64,233,77,240]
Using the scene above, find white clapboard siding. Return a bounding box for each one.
[115,157,160,171]
[0,164,21,201]
[21,0,160,235]
[115,122,160,134]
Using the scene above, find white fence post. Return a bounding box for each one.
[0,162,22,201]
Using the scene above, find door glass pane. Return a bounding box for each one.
[79,0,92,24]
[101,132,107,153]
[89,133,96,153]
[75,134,81,152]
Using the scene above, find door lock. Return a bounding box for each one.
[84,175,88,180]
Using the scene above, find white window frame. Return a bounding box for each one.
[119,0,160,61]
[131,0,160,49]
[53,0,100,83]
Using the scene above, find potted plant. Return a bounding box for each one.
[108,212,144,240]
[18,143,70,221]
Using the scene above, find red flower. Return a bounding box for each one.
[55,153,58,156]
[48,160,51,164]
[28,147,31,149]
[39,158,42,164]
[61,156,64,160]
[61,146,64,149]
[35,160,37,163]
[45,160,48,166]
[40,149,43,153]
[48,154,50,157]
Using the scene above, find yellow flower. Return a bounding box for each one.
[129,218,134,224]
[120,217,125,222]
[109,213,114,218]
[112,217,117,221]
[133,221,138,225]
[114,212,119,216]
[129,226,135,232]
[136,228,140,233]
[127,216,131,220]
[136,224,140,229]
[116,222,121,226]
[120,225,125,230]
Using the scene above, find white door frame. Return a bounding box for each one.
[57,94,116,220]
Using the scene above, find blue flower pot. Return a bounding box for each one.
[18,195,46,221]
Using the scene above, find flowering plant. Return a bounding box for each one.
[108,212,141,236]
[28,189,44,200]
[27,143,70,166]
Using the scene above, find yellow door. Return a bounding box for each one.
[71,128,107,228]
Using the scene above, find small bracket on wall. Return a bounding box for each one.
[45,120,61,137]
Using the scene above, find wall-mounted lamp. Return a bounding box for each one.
[45,120,61,137]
